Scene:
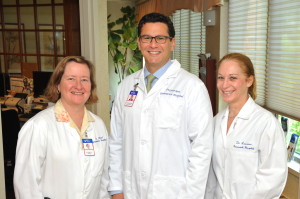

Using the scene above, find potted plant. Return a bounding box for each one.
[108,6,142,84]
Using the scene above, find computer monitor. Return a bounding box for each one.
[32,71,53,98]
[0,73,10,96]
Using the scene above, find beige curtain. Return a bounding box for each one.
[136,0,223,21]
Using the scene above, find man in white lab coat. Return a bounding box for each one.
[109,12,214,199]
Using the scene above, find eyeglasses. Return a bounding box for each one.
[139,35,173,44]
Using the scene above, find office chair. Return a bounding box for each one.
[1,109,20,167]
[1,109,20,199]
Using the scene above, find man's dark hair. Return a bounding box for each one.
[138,12,175,38]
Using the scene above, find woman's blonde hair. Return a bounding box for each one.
[44,56,98,104]
[217,53,257,100]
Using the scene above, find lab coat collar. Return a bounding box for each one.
[54,99,94,122]
[223,96,255,120]
[54,100,94,138]
[144,60,172,79]
[220,96,255,141]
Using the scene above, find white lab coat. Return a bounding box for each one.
[14,103,110,199]
[109,60,213,199]
[205,97,287,199]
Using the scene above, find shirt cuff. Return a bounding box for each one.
[109,190,123,195]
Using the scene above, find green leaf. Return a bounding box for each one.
[123,28,133,40]
[128,42,137,50]
[133,50,142,59]
[122,42,129,48]
[116,18,124,25]
[131,27,138,37]
[128,65,141,74]
[110,33,121,43]
[121,6,132,14]
[115,51,124,62]
[113,30,124,34]
[107,22,115,29]
[108,42,117,50]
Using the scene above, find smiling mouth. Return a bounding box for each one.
[223,91,234,95]
[71,91,84,95]
[149,51,160,55]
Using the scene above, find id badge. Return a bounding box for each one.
[82,138,95,156]
[124,90,138,107]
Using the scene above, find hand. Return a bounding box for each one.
[112,193,124,199]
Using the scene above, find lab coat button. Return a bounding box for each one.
[141,171,146,177]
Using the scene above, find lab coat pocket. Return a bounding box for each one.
[152,175,185,199]
[231,181,255,199]
[230,149,258,182]
[155,95,184,129]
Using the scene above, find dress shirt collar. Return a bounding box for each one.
[54,99,94,138]
[144,60,173,78]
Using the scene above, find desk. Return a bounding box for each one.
[0,97,6,105]
[18,112,37,122]
[18,105,46,122]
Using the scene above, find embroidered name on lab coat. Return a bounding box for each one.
[93,136,107,143]
[160,88,184,98]
[233,141,255,150]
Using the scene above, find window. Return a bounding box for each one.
[228,0,300,161]
[171,9,206,76]
[228,0,268,105]
[279,115,300,164]
[228,0,300,121]
[0,0,81,75]
[266,0,300,120]
[0,0,65,74]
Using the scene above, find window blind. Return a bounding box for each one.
[228,0,300,120]
[228,0,268,105]
[266,0,300,119]
[172,9,206,76]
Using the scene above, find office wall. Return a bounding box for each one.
[79,0,111,130]
[205,2,228,113]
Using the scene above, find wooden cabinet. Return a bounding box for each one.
[199,59,217,115]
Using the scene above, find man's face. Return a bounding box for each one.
[138,22,176,72]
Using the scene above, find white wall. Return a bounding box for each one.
[217,1,228,112]
[79,0,111,131]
